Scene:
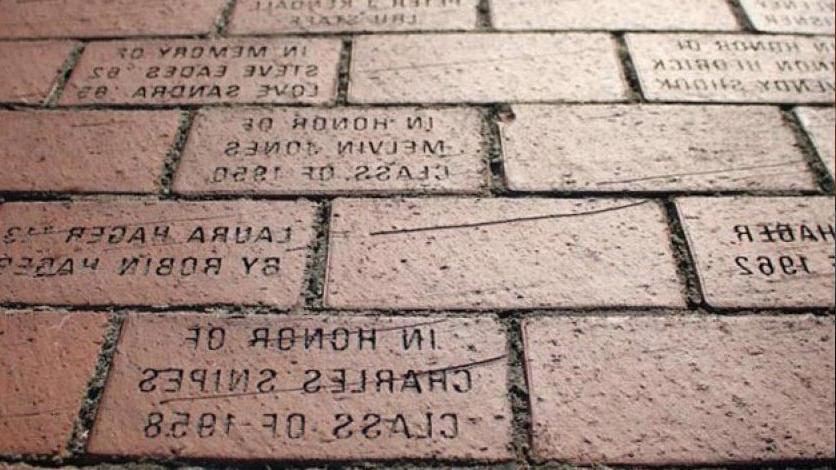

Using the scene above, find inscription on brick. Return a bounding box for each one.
[676,197,835,308]
[626,34,835,103]
[0,201,316,307]
[739,0,835,34]
[0,41,77,104]
[796,106,835,179]
[174,107,486,195]
[88,314,512,461]
[60,39,341,105]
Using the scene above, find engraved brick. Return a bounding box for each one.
[0,41,76,104]
[500,104,818,192]
[325,198,684,310]
[0,110,181,193]
[524,315,836,465]
[626,34,835,103]
[739,0,835,34]
[349,33,628,104]
[0,311,108,456]
[0,201,316,307]
[796,106,835,179]
[60,39,341,106]
[88,313,512,461]
[229,0,479,34]
[173,107,486,196]
[676,197,835,308]
[0,0,227,39]
[492,0,738,31]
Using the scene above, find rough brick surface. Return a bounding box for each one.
[0,311,108,456]
[0,41,76,104]
[0,0,227,39]
[500,104,817,192]
[89,313,512,461]
[349,33,628,103]
[0,110,180,193]
[173,107,487,195]
[676,197,835,308]
[524,315,836,465]
[796,106,836,179]
[739,0,835,34]
[325,198,684,310]
[0,201,316,307]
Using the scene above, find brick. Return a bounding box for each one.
[524,315,836,465]
[739,0,835,34]
[60,39,341,106]
[325,198,684,310]
[626,34,835,104]
[0,110,180,193]
[492,0,738,31]
[0,0,227,39]
[0,41,76,104]
[795,106,835,179]
[0,201,316,307]
[229,0,479,34]
[500,104,818,192]
[349,33,628,104]
[676,197,835,308]
[173,107,487,196]
[88,313,512,461]
[0,311,108,456]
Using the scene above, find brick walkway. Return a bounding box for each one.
[0,0,834,468]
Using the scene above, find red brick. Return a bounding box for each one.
[88,313,512,461]
[0,310,108,456]
[60,39,341,106]
[0,0,227,39]
[524,314,836,465]
[349,33,628,104]
[325,198,684,310]
[499,105,817,192]
[795,106,835,179]
[173,107,487,196]
[0,201,316,307]
[0,41,77,104]
[739,0,835,34]
[0,110,181,193]
[676,197,835,308]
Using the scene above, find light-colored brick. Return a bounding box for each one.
[0,41,77,104]
[795,106,835,179]
[739,0,835,34]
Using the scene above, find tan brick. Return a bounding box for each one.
[229,0,478,34]
[739,0,835,34]
[0,110,180,193]
[88,313,512,461]
[0,311,108,456]
[524,314,836,465]
[500,104,818,192]
[173,107,487,196]
[0,0,227,39]
[349,33,628,104]
[0,201,316,307]
[796,106,835,179]
[60,39,341,106]
[0,41,77,104]
[492,0,738,31]
[626,34,835,103]
[325,198,684,310]
[676,197,835,308]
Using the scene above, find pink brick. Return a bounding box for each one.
[0,41,77,104]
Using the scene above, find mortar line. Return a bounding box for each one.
[477,0,494,30]
[44,42,85,107]
[484,105,510,196]
[302,199,333,310]
[613,33,644,103]
[496,314,533,466]
[336,36,353,105]
[214,0,238,37]
[663,198,706,309]
[160,109,197,197]
[780,106,835,195]
[726,0,757,32]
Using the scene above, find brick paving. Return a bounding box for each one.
[0,0,834,468]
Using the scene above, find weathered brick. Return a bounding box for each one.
[173,107,487,196]
[349,33,628,103]
[676,197,835,308]
[499,104,817,192]
[0,0,227,39]
[739,0,835,34]
[0,41,77,104]
[325,198,684,310]
[795,106,835,179]
[0,311,108,456]
[88,313,513,461]
[0,201,316,307]
[492,0,738,31]
[524,314,836,465]
[0,110,180,193]
[626,34,835,103]
[60,39,341,105]
[229,0,479,34]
